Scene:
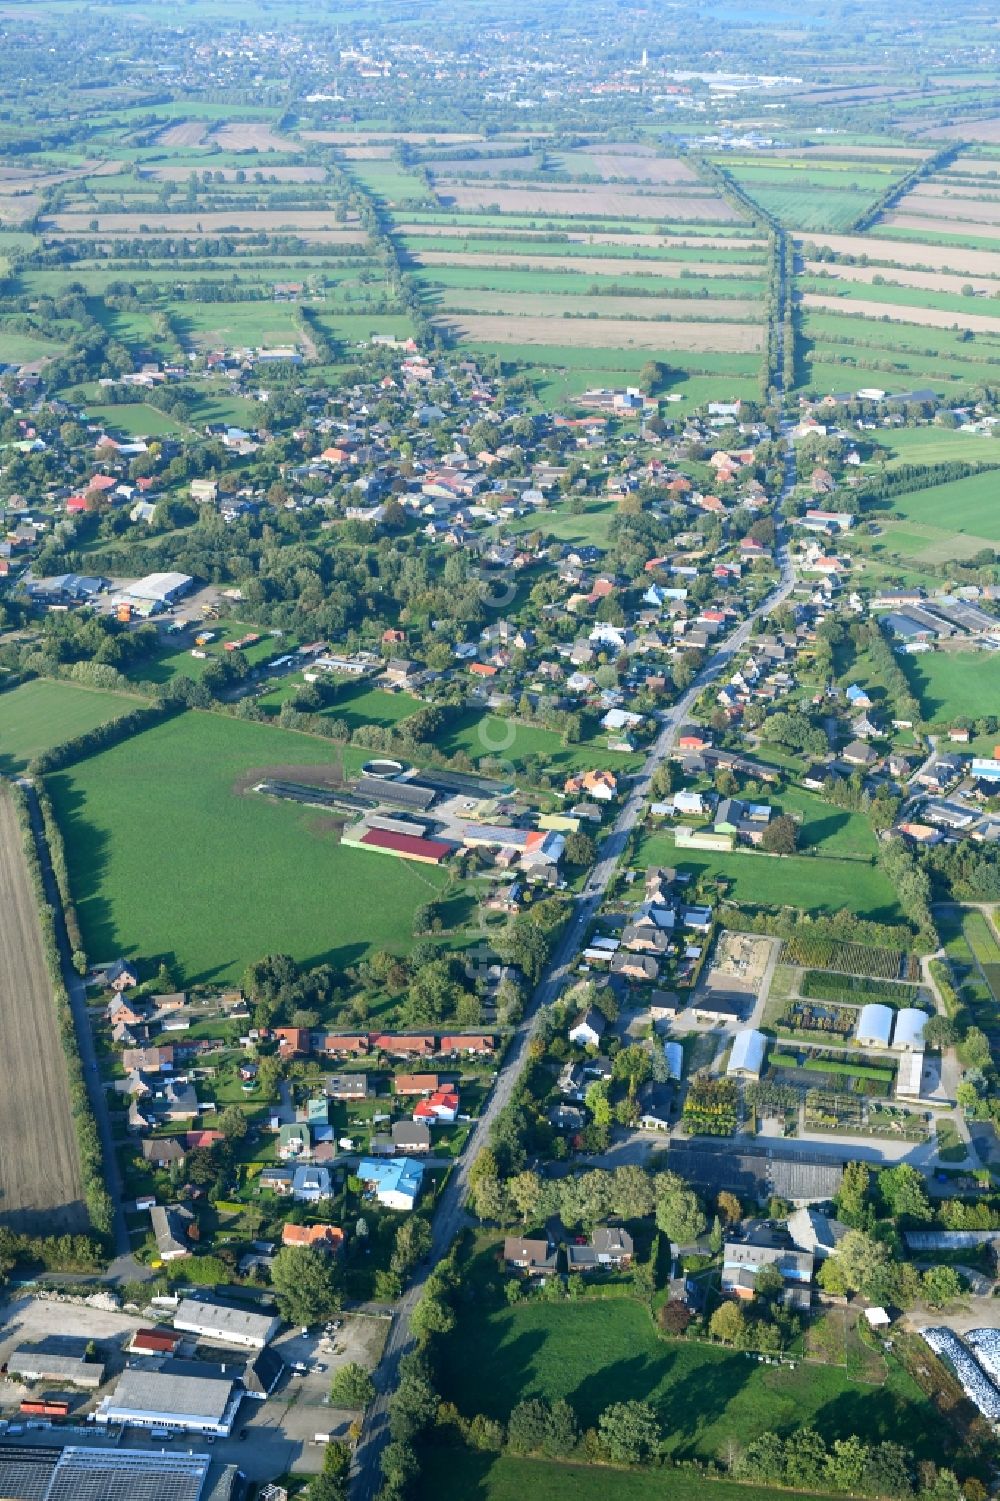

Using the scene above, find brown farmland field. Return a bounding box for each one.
[432,185,743,220]
[880,212,1000,237]
[303,129,486,145]
[46,210,358,233]
[799,232,1000,276]
[893,191,1000,224]
[434,288,759,319]
[803,259,1000,293]
[0,788,85,1235]
[556,151,701,183]
[801,291,1000,330]
[926,116,1000,143]
[434,313,763,350]
[155,121,209,147]
[207,122,296,152]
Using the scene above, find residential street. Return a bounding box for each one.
[348,501,798,1499]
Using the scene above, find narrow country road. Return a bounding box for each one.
[349,446,798,1498]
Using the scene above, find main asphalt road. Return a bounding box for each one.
[349,515,797,1498]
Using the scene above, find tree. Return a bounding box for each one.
[923,1015,958,1050]
[835,1160,871,1227]
[717,1190,742,1226]
[508,1398,555,1455]
[654,1172,706,1246]
[754,1262,784,1303]
[710,1301,746,1344]
[391,1216,432,1278]
[598,1400,660,1463]
[508,1170,543,1225]
[761,814,798,854]
[564,831,597,867]
[269,1246,341,1327]
[219,1104,248,1142]
[659,1290,697,1336]
[709,1215,724,1255]
[310,1439,350,1501]
[585,1079,612,1127]
[827,1229,891,1297]
[878,1163,932,1223]
[329,1362,375,1408]
[922,1264,964,1309]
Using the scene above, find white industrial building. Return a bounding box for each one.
[173,1296,280,1351]
[125,571,193,608]
[856,1003,893,1048]
[95,1366,242,1436]
[727,1028,767,1080]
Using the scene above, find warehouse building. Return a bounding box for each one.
[124,571,193,608]
[173,1296,280,1351]
[95,1366,242,1436]
[7,1345,104,1389]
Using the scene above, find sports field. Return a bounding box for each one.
[0,679,143,777]
[437,1298,935,1461]
[47,711,450,984]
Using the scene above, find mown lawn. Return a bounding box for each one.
[440,708,645,778]
[638,831,901,921]
[47,710,449,984]
[899,649,1000,723]
[0,678,144,776]
[436,1298,936,1462]
[258,679,422,732]
[418,1450,839,1501]
[774,786,880,860]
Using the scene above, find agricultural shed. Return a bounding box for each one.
[893,1008,927,1051]
[856,1003,892,1047]
[727,1028,766,1079]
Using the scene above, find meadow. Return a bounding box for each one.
[638,831,901,921]
[46,711,450,984]
[438,708,645,778]
[881,469,1000,539]
[898,650,1000,724]
[418,1452,838,1501]
[0,678,143,777]
[436,1298,936,1462]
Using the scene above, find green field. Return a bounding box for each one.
[899,649,1000,724]
[871,425,1000,469]
[259,679,423,732]
[774,786,880,859]
[437,1299,935,1462]
[639,832,901,921]
[880,469,1000,540]
[0,679,143,776]
[440,708,644,778]
[47,711,450,984]
[418,1451,837,1501]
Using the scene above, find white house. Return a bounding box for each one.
[569,1008,606,1048]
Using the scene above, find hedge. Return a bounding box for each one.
[27,699,182,776]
